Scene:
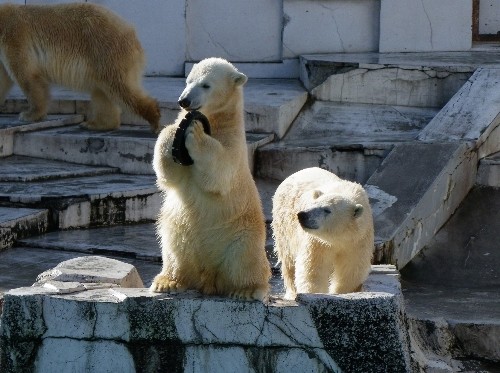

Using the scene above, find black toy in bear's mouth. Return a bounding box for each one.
[171,110,211,166]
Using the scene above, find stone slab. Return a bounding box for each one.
[0,207,48,251]
[418,68,500,152]
[0,155,118,182]
[35,256,144,288]
[0,248,161,297]
[0,262,410,373]
[366,142,477,268]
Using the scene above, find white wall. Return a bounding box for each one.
[379,0,473,52]
[283,0,381,57]
[0,0,481,76]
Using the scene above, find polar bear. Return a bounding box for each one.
[272,167,374,299]
[0,3,160,133]
[150,58,271,301]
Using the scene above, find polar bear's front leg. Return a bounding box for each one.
[185,121,235,194]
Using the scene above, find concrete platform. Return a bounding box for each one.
[4,77,308,138]
[401,186,500,367]
[256,101,438,183]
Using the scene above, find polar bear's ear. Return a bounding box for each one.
[312,190,323,199]
[232,71,248,86]
[353,204,364,218]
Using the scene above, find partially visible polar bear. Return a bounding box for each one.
[151,58,271,301]
[0,3,160,133]
[272,167,374,299]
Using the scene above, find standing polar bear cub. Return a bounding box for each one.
[0,3,160,133]
[272,167,374,299]
[151,58,271,301]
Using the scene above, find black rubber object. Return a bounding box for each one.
[171,110,211,165]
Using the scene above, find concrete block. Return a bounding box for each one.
[35,256,144,288]
[306,62,471,107]
[283,0,380,58]
[380,0,472,52]
[185,0,281,62]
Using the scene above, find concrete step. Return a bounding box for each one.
[299,51,500,108]
[13,123,274,175]
[401,186,500,369]
[477,151,500,187]
[5,77,308,139]
[0,171,159,229]
[255,101,439,183]
[0,155,119,182]
[0,207,48,251]
[0,114,84,157]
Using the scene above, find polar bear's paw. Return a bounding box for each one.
[19,110,45,123]
[150,275,186,293]
[185,121,207,154]
[229,286,268,302]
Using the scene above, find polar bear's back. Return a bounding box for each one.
[0,3,144,90]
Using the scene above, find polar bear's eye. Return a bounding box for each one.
[202,83,210,89]
[323,208,331,214]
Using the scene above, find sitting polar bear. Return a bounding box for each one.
[151,58,271,301]
[0,3,160,133]
[272,167,374,299]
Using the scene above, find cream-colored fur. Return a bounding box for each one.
[151,58,270,301]
[272,167,374,299]
[0,3,160,133]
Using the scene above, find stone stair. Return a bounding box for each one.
[1,52,500,372]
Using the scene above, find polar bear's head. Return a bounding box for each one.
[178,57,248,116]
[297,189,365,244]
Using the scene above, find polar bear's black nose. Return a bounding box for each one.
[178,98,191,108]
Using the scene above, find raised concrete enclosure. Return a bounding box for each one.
[0,257,411,372]
[1,0,500,371]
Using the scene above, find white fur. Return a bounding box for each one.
[272,167,374,299]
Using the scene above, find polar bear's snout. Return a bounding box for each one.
[297,209,324,230]
[178,98,191,109]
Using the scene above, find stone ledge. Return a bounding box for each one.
[0,257,411,372]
